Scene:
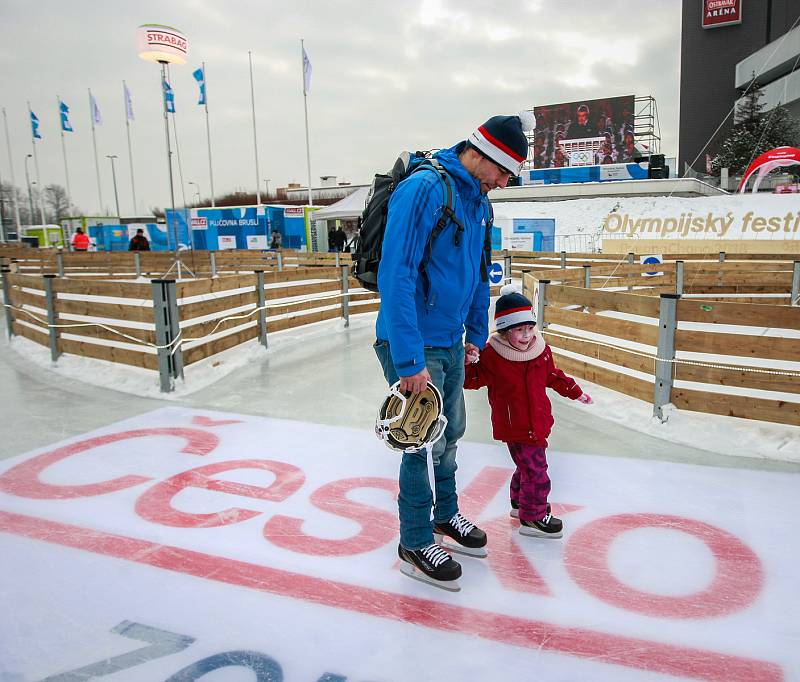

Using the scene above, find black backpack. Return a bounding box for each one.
[351,151,493,295]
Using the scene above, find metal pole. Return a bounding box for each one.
[301,39,313,207]
[653,293,680,422]
[123,80,138,215]
[627,252,635,264]
[791,261,800,306]
[675,260,684,296]
[1,266,14,337]
[719,251,726,263]
[2,108,22,236]
[42,274,60,362]
[159,62,180,273]
[202,62,216,207]
[165,279,183,380]
[248,51,261,206]
[256,270,268,348]
[504,253,512,283]
[210,251,217,278]
[151,279,181,392]
[56,251,64,277]
[583,264,591,288]
[24,155,34,226]
[277,251,283,272]
[341,264,349,327]
[30,134,45,225]
[107,155,120,222]
[134,252,142,278]
[560,250,566,269]
[88,89,104,214]
[537,279,549,329]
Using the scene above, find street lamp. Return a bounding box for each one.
[137,24,189,274]
[106,155,121,222]
[188,180,200,205]
[24,154,34,225]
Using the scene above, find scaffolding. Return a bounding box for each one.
[634,95,662,156]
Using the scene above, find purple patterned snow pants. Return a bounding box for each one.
[507,442,550,523]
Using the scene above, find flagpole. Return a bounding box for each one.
[2,107,22,236]
[123,80,138,216]
[167,65,188,211]
[27,102,46,225]
[88,88,104,214]
[301,39,313,207]
[248,51,261,206]
[160,62,179,259]
[202,61,215,207]
[57,96,72,208]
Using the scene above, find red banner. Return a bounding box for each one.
[701,0,742,29]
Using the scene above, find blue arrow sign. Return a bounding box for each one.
[489,261,504,285]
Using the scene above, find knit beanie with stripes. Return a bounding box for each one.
[467,111,536,176]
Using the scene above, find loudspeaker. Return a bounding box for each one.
[648,166,668,179]
[649,154,665,169]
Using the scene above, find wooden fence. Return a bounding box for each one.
[523,265,800,427]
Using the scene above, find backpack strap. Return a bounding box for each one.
[411,160,464,302]
[480,200,494,283]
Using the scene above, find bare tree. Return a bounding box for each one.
[42,184,74,222]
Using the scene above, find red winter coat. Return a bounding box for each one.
[464,340,582,446]
[72,232,90,250]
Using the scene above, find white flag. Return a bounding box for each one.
[302,46,312,94]
[90,93,103,125]
[124,82,134,121]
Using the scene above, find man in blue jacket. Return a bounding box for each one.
[374,113,533,590]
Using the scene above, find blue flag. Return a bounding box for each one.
[30,110,42,139]
[192,67,206,105]
[163,78,175,113]
[124,82,134,121]
[60,101,73,132]
[90,93,102,125]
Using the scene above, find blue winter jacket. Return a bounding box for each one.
[376,142,491,377]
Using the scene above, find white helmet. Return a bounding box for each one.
[375,381,448,453]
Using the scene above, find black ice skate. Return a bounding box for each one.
[433,512,488,558]
[519,509,563,538]
[398,543,462,591]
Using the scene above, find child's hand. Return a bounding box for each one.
[577,393,593,404]
[465,349,480,365]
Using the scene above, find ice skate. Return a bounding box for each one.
[398,543,461,591]
[433,512,488,558]
[519,509,563,538]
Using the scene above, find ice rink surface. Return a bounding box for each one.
[1,316,799,681]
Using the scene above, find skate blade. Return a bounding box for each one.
[399,562,461,592]
[518,526,562,539]
[434,533,488,559]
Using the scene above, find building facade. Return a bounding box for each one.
[679,0,800,173]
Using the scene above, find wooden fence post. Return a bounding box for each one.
[151,279,182,392]
[653,293,680,422]
[2,266,14,339]
[42,274,60,362]
[537,279,549,329]
[675,260,684,296]
[791,261,800,306]
[256,270,268,348]
[341,265,350,327]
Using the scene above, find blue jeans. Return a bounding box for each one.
[374,339,466,550]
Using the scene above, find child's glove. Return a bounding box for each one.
[577,393,593,404]
[465,349,480,365]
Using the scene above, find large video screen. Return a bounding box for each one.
[532,95,635,168]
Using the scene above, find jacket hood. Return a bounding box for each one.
[433,142,482,201]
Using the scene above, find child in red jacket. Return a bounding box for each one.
[464,285,592,537]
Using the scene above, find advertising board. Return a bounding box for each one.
[701,0,742,29]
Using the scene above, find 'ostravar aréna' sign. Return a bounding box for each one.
[702,0,743,29]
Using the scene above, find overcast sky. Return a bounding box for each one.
[0,0,681,217]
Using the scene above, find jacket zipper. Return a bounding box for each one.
[524,361,536,441]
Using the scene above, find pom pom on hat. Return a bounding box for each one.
[518,110,536,132]
[468,113,530,175]
[499,282,522,296]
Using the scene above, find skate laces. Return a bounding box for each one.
[449,513,476,537]
[421,543,452,567]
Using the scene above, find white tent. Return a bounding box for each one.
[312,186,369,221]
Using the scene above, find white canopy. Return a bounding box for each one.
[312,186,369,221]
